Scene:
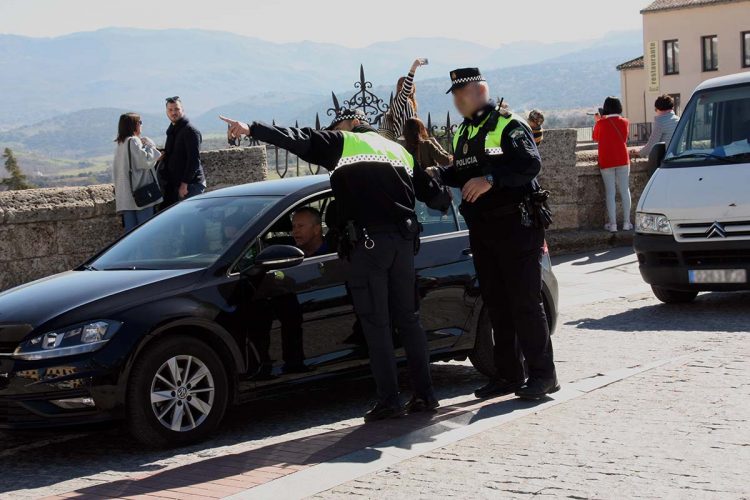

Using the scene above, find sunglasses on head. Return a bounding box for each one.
[165,96,180,104]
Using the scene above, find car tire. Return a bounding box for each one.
[651,285,698,304]
[469,299,554,379]
[126,335,229,447]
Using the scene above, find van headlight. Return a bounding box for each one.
[13,320,122,361]
[635,212,673,235]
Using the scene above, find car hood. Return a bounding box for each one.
[0,269,200,331]
[640,164,750,221]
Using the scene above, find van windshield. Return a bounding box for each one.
[665,84,750,166]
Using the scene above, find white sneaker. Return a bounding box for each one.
[622,222,634,231]
[604,223,618,233]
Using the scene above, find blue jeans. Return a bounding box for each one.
[122,206,155,232]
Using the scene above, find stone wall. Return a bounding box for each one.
[0,146,267,291]
[538,129,649,231]
[0,134,651,293]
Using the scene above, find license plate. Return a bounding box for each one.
[688,269,747,284]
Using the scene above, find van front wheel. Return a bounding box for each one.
[651,285,698,304]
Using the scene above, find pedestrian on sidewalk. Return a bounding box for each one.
[593,96,632,233]
[638,94,680,158]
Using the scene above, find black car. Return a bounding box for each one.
[0,175,558,446]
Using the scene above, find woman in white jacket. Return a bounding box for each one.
[113,113,163,231]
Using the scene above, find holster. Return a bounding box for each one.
[526,188,553,229]
[337,220,359,261]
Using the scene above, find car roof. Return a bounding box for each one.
[695,71,750,92]
[199,174,331,198]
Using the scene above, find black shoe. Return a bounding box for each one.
[474,379,525,399]
[364,401,406,422]
[515,377,560,400]
[405,395,440,414]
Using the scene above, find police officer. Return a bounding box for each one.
[432,68,558,400]
[220,109,451,421]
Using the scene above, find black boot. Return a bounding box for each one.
[405,395,440,413]
[364,401,406,422]
[474,378,525,399]
[515,377,560,400]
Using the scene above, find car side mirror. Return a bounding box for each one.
[243,245,305,277]
[647,142,666,176]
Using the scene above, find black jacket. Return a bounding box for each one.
[438,102,541,211]
[163,117,205,186]
[249,122,451,228]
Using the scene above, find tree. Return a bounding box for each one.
[1,148,34,190]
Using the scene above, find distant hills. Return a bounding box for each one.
[0,27,643,162]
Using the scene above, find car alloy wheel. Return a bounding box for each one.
[150,355,216,432]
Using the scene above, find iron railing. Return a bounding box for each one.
[576,122,653,145]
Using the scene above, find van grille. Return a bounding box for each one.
[675,220,750,242]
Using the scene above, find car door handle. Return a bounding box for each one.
[461,248,473,257]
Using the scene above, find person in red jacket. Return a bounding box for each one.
[593,96,632,232]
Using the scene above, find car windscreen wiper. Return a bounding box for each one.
[80,264,98,271]
[100,266,156,271]
[663,152,734,163]
[723,151,750,162]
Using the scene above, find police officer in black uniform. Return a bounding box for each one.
[220,109,452,421]
[432,68,558,400]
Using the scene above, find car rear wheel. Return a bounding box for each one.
[126,336,228,447]
[469,299,553,378]
[651,285,698,304]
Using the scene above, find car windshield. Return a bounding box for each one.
[665,84,750,165]
[90,196,279,270]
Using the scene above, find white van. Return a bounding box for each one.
[634,71,750,303]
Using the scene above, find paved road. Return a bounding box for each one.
[2,247,748,499]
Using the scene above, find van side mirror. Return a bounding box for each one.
[243,245,304,276]
[647,142,666,176]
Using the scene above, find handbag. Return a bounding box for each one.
[128,138,163,208]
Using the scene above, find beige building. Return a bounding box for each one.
[619,0,750,124]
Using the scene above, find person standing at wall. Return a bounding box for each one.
[378,58,428,141]
[401,117,453,169]
[527,109,545,146]
[112,113,163,231]
[638,94,680,158]
[160,97,206,209]
[593,96,632,233]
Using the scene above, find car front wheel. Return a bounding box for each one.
[126,335,228,447]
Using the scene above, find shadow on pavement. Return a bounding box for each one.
[565,291,750,333]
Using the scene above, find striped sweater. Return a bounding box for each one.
[378,71,416,140]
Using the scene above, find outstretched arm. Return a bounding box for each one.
[220,116,344,170]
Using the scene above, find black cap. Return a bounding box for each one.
[327,108,368,130]
[446,68,485,94]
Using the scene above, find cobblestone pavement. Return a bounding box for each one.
[2,248,748,499]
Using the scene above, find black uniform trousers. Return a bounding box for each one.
[467,211,555,382]
[347,231,434,406]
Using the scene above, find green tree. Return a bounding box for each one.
[1,148,34,190]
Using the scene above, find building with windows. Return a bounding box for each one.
[618,0,750,123]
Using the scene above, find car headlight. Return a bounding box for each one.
[635,212,673,235]
[13,320,122,361]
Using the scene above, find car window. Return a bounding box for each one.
[92,196,279,270]
[234,194,338,273]
[415,198,459,236]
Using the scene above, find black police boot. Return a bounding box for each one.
[474,378,525,399]
[364,401,406,422]
[405,395,440,414]
[515,377,560,400]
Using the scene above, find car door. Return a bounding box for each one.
[239,192,367,389]
[411,193,478,355]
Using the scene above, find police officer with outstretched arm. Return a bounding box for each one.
[220,109,452,421]
[431,68,558,400]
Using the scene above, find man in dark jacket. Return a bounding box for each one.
[220,109,452,422]
[160,97,206,209]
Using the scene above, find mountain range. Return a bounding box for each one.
[0,27,643,161]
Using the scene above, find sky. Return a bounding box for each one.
[0,0,652,47]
